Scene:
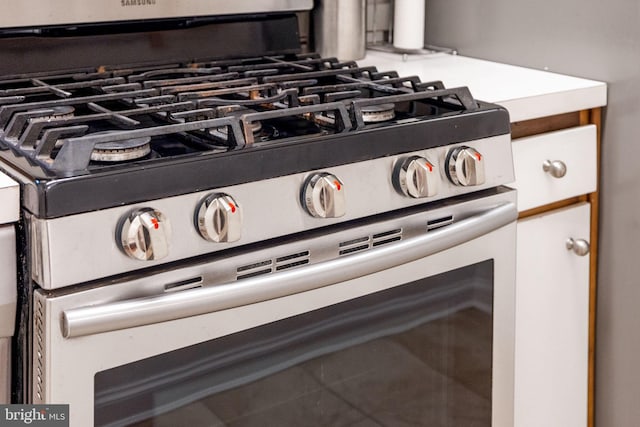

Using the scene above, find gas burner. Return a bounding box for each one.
[31,106,75,121]
[361,103,396,123]
[89,131,152,162]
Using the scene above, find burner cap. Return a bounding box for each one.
[90,131,152,162]
[361,103,396,123]
[32,106,75,122]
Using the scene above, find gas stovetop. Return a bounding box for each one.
[0,53,510,218]
[0,53,481,174]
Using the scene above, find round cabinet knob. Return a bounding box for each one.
[196,193,242,243]
[543,160,567,178]
[566,238,590,257]
[394,156,439,198]
[119,208,171,261]
[446,146,486,186]
[302,173,346,218]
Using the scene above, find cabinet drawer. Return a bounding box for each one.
[510,125,597,212]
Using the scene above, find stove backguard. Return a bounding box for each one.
[0,0,313,29]
[0,14,305,76]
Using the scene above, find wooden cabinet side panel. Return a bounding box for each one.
[583,107,601,427]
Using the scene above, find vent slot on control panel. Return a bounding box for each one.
[339,236,369,247]
[339,243,370,256]
[339,235,370,255]
[164,276,203,293]
[372,228,402,247]
[237,268,272,280]
[276,251,310,271]
[236,258,273,280]
[339,228,403,256]
[236,251,311,280]
[427,215,454,231]
[237,260,272,272]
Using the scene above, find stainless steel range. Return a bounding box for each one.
[0,1,517,426]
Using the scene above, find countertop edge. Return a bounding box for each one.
[501,85,608,123]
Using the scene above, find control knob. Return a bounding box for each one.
[119,207,171,261]
[446,146,486,186]
[196,193,242,243]
[394,156,439,198]
[302,173,346,218]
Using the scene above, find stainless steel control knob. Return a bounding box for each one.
[302,173,346,218]
[446,146,486,186]
[394,156,439,198]
[119,208,171,261]
[196,193,242,243]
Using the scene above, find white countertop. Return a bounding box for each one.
[0,172,18,225]
[359,51,607,122]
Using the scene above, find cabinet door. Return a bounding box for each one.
[514,203,590,427]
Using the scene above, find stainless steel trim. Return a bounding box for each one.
[62,201,517,338]
[313,0,366,61]
[0,0,314,28]
[0,338,10,404]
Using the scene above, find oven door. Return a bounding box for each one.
[33,189,516,427]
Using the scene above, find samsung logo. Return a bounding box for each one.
[121,0,156,6]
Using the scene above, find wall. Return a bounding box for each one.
[422,1,640,425]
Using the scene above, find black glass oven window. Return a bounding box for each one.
[95,260,494,427]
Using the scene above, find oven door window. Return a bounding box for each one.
[95,260,494,427]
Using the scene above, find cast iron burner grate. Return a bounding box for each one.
[0,53,478,176]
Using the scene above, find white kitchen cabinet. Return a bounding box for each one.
[514,202,590,427]
[506,102,602,427]
[509,110,600,427]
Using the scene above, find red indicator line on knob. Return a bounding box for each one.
[334,180,341,191]
[151,218,159,229]
[229,202,237,213]
[425,162,433,172]
[475,152,482,161]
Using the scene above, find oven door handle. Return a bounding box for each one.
[62,201,517,339]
